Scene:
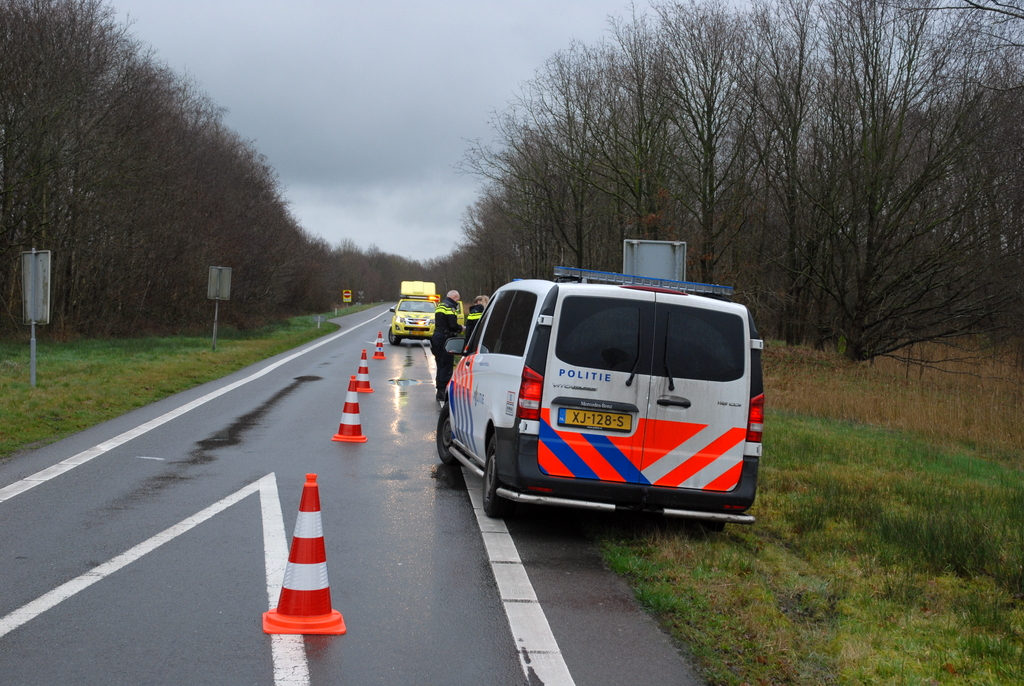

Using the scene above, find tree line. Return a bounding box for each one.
[0,0,429,338]
[458,0,1024,361]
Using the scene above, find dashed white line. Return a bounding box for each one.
[464,470,577,686]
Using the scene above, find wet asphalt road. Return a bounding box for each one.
[0,305,703,685]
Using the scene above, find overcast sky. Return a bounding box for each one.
[110,1,646,261]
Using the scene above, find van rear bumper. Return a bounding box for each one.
[492,428,759,523]
[495,487,756,524]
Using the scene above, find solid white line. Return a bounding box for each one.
[0,311,384,505]
[260,473,311,686]
[0,477,263,640]
[463,470,576,686]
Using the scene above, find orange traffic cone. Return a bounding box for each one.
[372,332,386,360]
[263,473,346,635]
[332,376,368,443]
[354,350,374,393]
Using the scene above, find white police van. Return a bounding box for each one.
[436,268,764,527]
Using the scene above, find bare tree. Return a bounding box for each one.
[803,0,1009,359]
[657,0,756,284]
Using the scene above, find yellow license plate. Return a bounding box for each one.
[557,408,632,432]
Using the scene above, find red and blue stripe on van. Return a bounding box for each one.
[537,408,745,492]
[448,354,478,455]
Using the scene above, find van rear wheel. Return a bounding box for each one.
[436,404,457,465]
[483,436,515,519]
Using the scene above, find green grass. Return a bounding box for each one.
[0,310,371,460]
[592,410,1024,685]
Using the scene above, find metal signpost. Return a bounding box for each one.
[207,266,232,351]
[21,250,51,387]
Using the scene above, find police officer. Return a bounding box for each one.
[464,294,489,343]
[431,290,463,402]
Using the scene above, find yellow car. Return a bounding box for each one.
[388,297,438,345]
[388,296,467,346]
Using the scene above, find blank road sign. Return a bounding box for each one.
[208,266,232,300]
[22,250,51,325]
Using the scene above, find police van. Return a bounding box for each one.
[435,267,764,527]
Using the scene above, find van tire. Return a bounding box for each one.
[483,436,515,518]
[388,330,402,345]
[436,404,457,465]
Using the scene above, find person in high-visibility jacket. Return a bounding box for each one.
[431,290,463,402]
[464,294,489,343]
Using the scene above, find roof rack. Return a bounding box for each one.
[553,266,733,299]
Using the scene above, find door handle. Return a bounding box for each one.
[657,397,691,408]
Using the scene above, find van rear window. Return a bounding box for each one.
[658,305,745,382]
[556,297,652,373]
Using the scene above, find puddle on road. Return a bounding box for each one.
[389,378,428,386]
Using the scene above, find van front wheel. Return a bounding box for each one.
[436,404,457,465]
[483,437,515,519]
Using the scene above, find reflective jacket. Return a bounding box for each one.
[464,303,485,342]
[432,297,462,343]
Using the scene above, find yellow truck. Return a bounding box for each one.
[388,281,465,345]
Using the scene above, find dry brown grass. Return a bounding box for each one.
[763,340,1024,461]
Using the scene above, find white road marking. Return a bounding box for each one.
[0,476,262,639]
[463,470,576,686]
[134,456,165,461]
[0,473,311,685]
[260,473,311,686]
[0,311,383,505]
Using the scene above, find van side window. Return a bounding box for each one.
[659,305,745,382]
[479,291,537,356]
[479,292,513,354]
[556,297,650,373]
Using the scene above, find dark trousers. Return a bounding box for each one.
[432,337,454,399]
[435,352,454,399]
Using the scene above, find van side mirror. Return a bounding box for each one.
[444,337,465,354]
[389,306,395,312]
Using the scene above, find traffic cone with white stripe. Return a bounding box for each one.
[332,376,367,443]
[372,332,386,360]
[263,473,346,635]
[354,349,374,393]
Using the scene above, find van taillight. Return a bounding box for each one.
[517,367,543,421]
[747,393,764,443]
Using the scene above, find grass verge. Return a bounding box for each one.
[590,343,1024,685]
[0,310,370,461]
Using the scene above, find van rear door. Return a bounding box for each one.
[637,296,750,492]
[539,289,656,483]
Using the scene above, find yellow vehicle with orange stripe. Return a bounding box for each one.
[388,281,465,345]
